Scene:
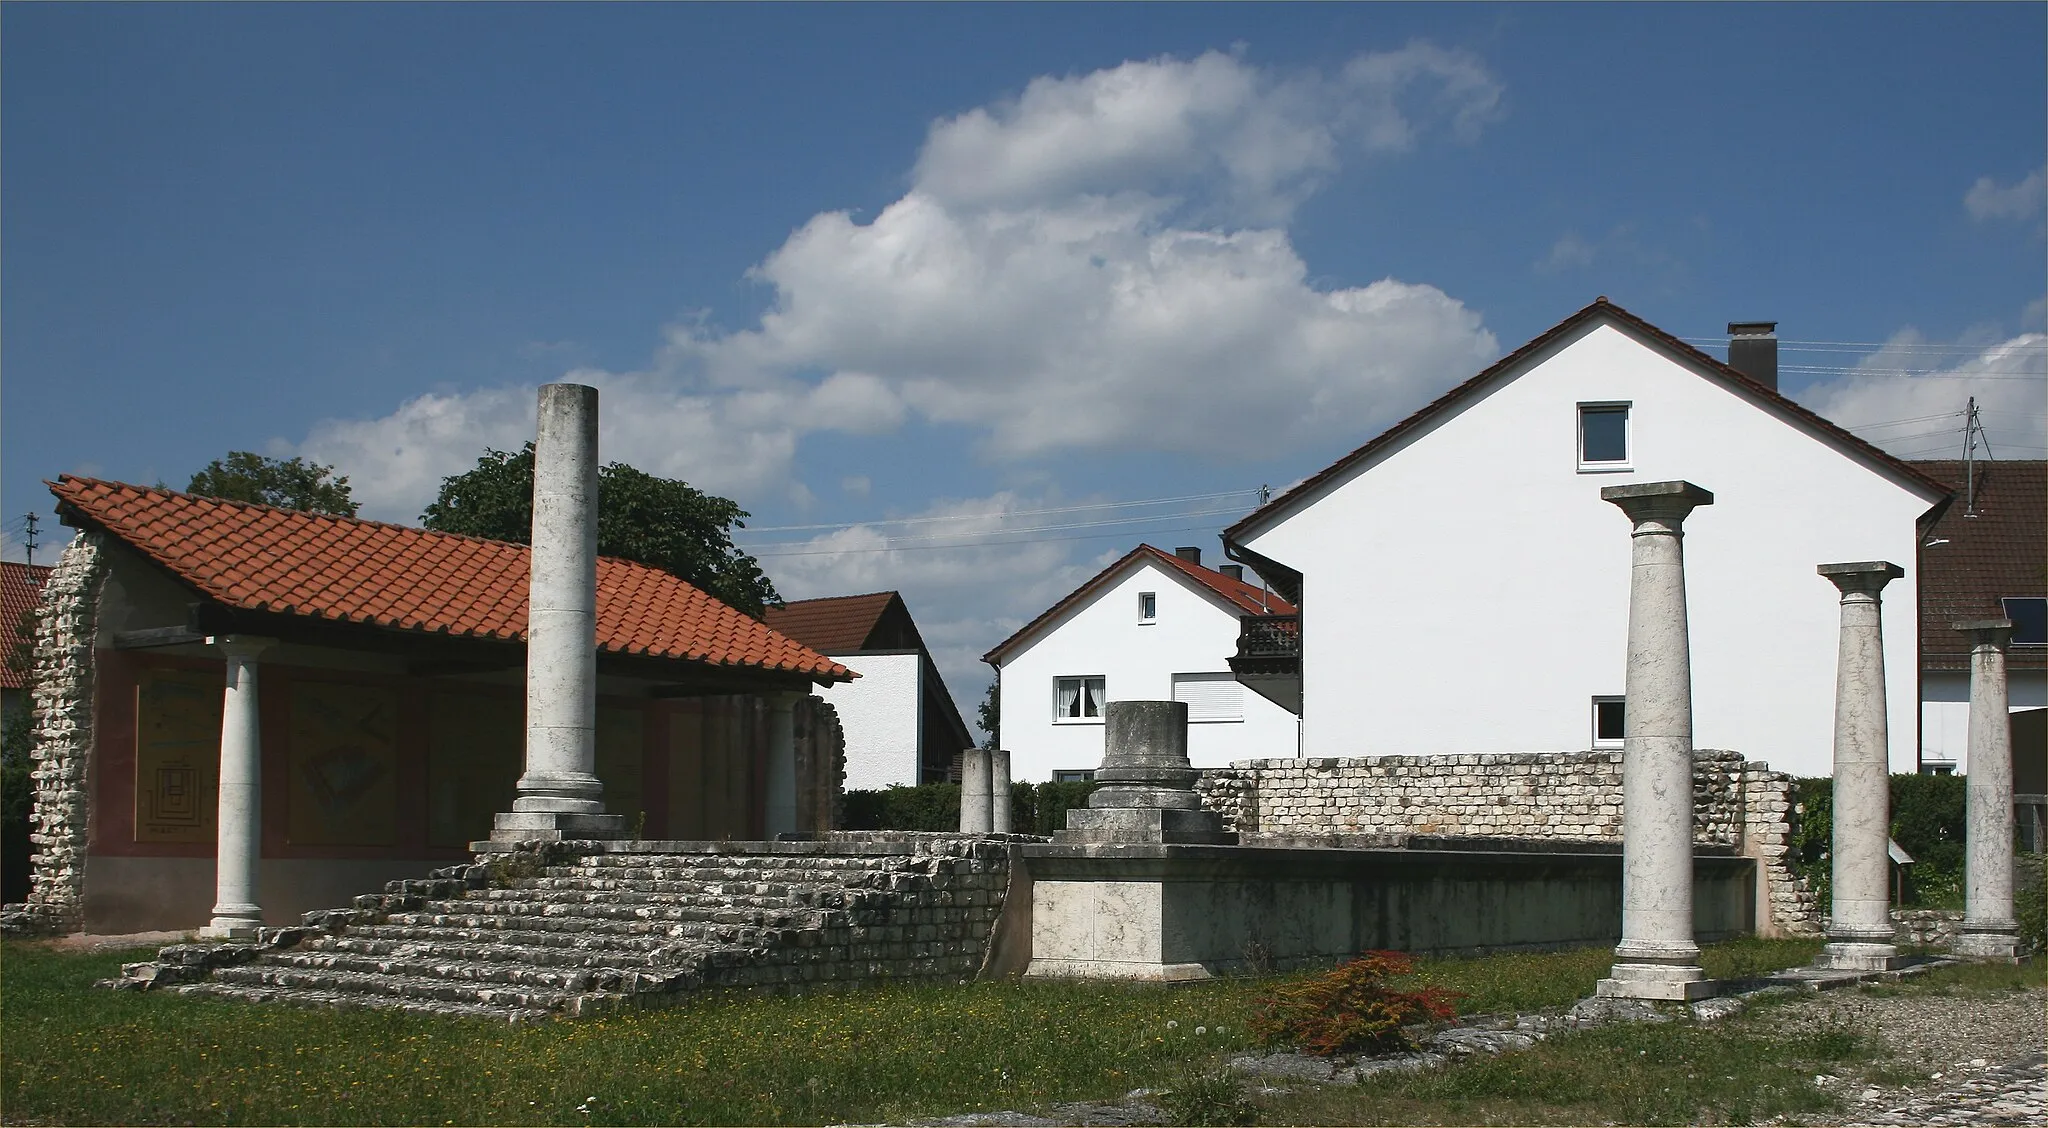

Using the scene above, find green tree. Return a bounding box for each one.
[977,680,1000,749]
[187,452,359,516]
[420,445,780,617]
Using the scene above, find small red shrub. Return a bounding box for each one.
[1246,951,1462,1057]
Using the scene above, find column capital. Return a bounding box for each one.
[205,635,278,660]
[1953,618,2014,650]
[1601,480,1714,527]
[1817,560,1904,597]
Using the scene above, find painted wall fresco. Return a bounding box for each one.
[287,681,400,846]
[133,668,221,843]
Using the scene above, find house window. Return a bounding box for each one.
[1592,696,1625,747]
[1172,672,1245,723]
[1578,403,1630,470]
[1139,592,1157,623]
[2002,597,2047,646]
[1054,676,1105,723]
[1052,769,1096,783]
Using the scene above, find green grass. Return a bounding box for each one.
[0,936,1900,1126]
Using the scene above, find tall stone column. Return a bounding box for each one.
[202,636,275,940]
[960,748,994,833]
[1954,619,2019,959]
[764,693,801,839]
[1597,481,1716,1002]
[990,749,1013,834]
[494,383,623,842]
[1815,562,1906,970]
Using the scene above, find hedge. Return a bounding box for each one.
[1791,772,1970,909]
[842,780,1099,835]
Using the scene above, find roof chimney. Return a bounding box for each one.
[1174,546,1201,566]
[1727,321,1778,390]
[1219,564,1243,581]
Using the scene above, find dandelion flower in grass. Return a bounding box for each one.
[1166,1020,1178,1030]
[1195,1026,1207,1035]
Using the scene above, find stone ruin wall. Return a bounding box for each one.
[1,531,107,936]
[1195,749,1820,937]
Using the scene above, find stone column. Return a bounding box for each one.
[990,749,1013,834]
[1597,481,1715,1002]
[763,693,802,839]
[202,636,275,940]
[495,383,623,842]
[1057,702,1231,844]
[1815,561,1907,970]
[1954,619,2020,959]
[960,748,994,834]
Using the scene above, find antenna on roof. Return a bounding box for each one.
[21,513,38,567]
[1258,483,1272,505]
[1962,397,1993,517]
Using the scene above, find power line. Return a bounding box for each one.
[744,504,1252,552]
[739,488,1259,534]
[1680,335,2048,352]
[751,519,1239,559]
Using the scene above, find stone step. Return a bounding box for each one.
[468,886,822,911]
[569,853,906,871]
[255,947,691,992]
[400,898,846,930]
[304,933,704,971]
[358,915,826,950]
[207,963,590,1011]
[546,864,917,888]
[164,981,557,1024]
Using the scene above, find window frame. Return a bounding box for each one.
[1138,591,1158,624]
[1592,695,1626,748]
[1053,675,1106,724]
[1577,401,1633,472]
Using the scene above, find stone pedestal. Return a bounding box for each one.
[1815,562,1907,971]
[202,636,275,940]
[960,748,994,834]
[1596,481,1716,1002]
[1954,619,2020,960]
[495,383,624,842]
[1057,702,1232,845]
[990,750,1013,834]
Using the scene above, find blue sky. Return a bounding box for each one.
[5,3,2044,719]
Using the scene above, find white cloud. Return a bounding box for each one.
[1798,330,2048,461]
[839,475,872,497]
[298,45,1503,529]
[1964,167,2046,222]
[1536,232,1596,273]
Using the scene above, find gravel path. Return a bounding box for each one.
[1748,983,2047,1126]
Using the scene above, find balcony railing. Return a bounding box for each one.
[1235,613,1300,660]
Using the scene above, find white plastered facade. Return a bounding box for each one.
[1235,319,1947,779]
[995,559,1300,782]
[813,651,923,790]
[1920,671,2048,773]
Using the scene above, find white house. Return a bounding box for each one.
[1910,458,2046,773]
[1222,299,1953,779]
[984,544,1301,782]
[764,591,974,790]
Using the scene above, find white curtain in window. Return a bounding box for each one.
[1085,678,1104,717]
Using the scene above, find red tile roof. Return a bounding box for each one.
[1226,297,1951,543]
[48,478,851,681]
[763,592,902,654]
[983,544,1297,665]
[1912,460,2046,671]
[1,561,51,690]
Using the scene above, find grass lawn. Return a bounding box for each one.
[2,936,2001,1126]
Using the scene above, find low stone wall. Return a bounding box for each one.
[1195,749,1820,937]
[1889,908,1963,949]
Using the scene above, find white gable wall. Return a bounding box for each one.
[816,650,922,790]
[1239,322,1942,777]
[997,559,1299,781]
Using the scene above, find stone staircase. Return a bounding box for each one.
[104,837,1015,1022]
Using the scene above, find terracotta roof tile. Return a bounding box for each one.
[983,544,1296,665]
[48,477,851,682]
[1,561,51,690]
[763,592,901,654]
[1912,460,2046,671]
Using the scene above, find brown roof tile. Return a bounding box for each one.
[983,544,1297,665]
[49,477,851,681]
[1912,460,2046,671]
[2,561,51,690]
[763,592,903,654]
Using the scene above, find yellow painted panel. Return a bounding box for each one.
[134,668,221,843]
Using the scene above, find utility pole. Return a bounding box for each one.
[1962,397,1992,517]
[21,513,38,567]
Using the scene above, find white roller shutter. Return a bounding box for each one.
[1171,672,1244,723]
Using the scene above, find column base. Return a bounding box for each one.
[1952,927,2021,961]
[1596,961,1716,1001]
[201,917,261,942]
[1817,941,1907,971]
[490,810,629,842]
[1055,806,1235,845]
